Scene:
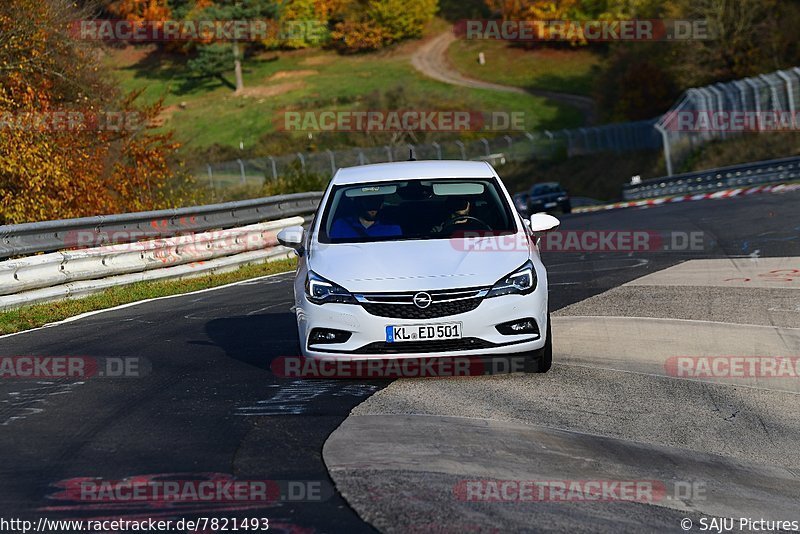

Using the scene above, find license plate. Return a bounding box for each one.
[386,323,462,343]
[544,201,557,208]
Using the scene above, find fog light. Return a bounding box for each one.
[496,318,539,336]
[309,328,352,345]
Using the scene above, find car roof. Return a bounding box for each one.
[331,160,496,185]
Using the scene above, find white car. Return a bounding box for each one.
[277,160,559,373]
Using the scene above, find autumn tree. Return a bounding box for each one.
[484,0,581,21]
[106,0,173,20]
[0,0,195,224]
[664,0,799,86]
[331,0,437,52]
[186,0,279,93]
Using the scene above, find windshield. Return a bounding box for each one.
[318,178,517,243]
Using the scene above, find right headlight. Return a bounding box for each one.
[486,260,537,297]
[305,270,357,305]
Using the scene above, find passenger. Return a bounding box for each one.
[329,196,402,238]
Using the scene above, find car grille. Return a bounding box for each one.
[354,286,489,319]
[351,337,494,354]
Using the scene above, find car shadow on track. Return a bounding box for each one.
[202,312,389,415]
[201,313,380,533]
[203,312,300,368]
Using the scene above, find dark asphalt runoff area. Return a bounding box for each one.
[0,188,797,533]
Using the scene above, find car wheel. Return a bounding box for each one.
[523,314,552,373]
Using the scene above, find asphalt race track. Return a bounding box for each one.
[1,189,798,533]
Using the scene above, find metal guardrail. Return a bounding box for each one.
[0,219,304,310]
[622,155,800,200]
[0,192,323,259]
[0,220,299,296]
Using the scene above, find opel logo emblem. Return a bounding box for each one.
[412,292,432,309]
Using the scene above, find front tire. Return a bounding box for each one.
[523,314,552,373]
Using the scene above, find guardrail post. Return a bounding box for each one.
[732,80,748,112]
[296,152,306,173]
[385,146,393,162]
[480,138,490,157]
[326,149,336,175]
[206,164,214,191]
[432,142,442,160]
[236,159,246,185]
[655,122,673,176]
[760,73,782,112]
[744,79,761,129]
[503,135,513,161]
[358,150,366,165]
[562,130,573,156]
[268,156,278,180]
[455,140,466,160]
[707,85,727,140]
[777,70,796,115]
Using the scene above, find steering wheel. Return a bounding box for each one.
[441,216,492,233]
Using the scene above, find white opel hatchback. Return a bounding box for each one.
[277,160,559,373]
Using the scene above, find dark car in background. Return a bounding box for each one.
[512,192,529,215]
[527,182,571,214]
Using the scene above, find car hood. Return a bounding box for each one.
[308,236,531,293]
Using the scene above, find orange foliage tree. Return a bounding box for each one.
[106,0,172,20]
[0,0,196,224]
[485,0,581,20]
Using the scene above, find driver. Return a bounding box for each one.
[432,196,472,233]
[330,195,402,238]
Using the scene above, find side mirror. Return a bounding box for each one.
[529,213,560,232]
[277,225,305,251]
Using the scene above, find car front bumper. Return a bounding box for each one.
[295,281,548,361]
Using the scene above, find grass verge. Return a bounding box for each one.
[105,34,582,157]
[447,40,602,96]
[109,42,581,153]
[0,257,297,335]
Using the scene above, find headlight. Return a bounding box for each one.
[305,270,357,305]
[486,261,536,297]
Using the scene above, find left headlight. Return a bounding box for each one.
[486,261,536,297]
[305,270,357,305]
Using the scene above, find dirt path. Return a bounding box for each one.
[411,32,597,125]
